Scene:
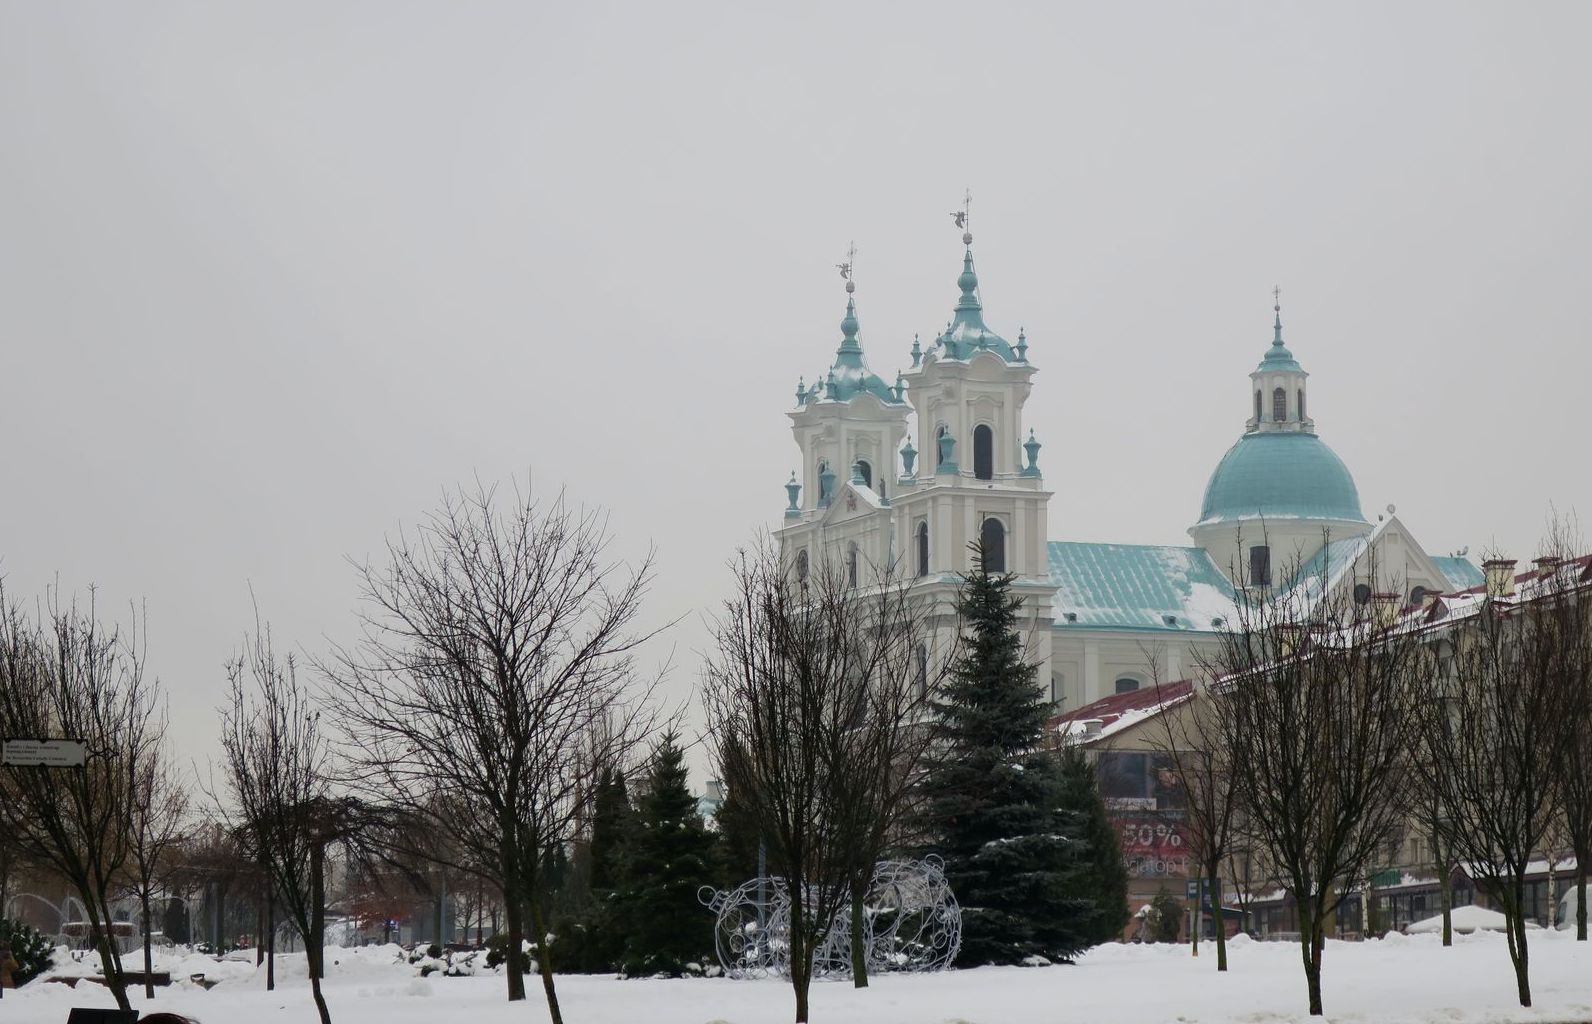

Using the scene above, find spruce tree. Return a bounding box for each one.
[619,732,718,976]
[1057,745,1131,945]
[560,768,637,972]
[919,553,1092,965]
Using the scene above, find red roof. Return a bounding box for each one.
[1049,679,1193,734]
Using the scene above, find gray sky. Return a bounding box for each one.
[3,2,1589,779]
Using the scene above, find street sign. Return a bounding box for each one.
[1186,879,1200,900]
[2,738,88,767]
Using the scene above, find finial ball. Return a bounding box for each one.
[845,280,855,294]
[962,231,973,245]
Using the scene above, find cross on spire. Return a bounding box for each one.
[1273,284,1282,311]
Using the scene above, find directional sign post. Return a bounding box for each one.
[2,738,88,767]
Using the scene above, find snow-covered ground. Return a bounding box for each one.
[8,930,1592,1024]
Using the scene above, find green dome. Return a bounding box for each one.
[1197,432,1367,526]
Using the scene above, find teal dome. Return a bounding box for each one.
[800,292,905,407]
[1197,432,1367,526]
[931,247,1020,362]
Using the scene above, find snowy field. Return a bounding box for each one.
[8,930,1592,1024]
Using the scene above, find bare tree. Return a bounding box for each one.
[323,481,664,1022]
[219,618,338,1024]
[0,586,161,1012]
[1413,545,1582,1007]
[1202,546,1428,1016]
[702,542,945,1019]
[1145,665,1241,971]
[124,722,190,998]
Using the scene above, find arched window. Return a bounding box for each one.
[817,460,831,503]
[1410,585,1427,607]
[916,521,929,578]
[1272,387,1287,422]
[1114,676,1141,695]
[1297,388,1306,421]
[796,549,809,582]
[1249,544,1271,587]
[1051,672,1065,705]
[935,425,948,468]
[916,642,929,698]
[1254,390,1262,421]
[856,459,872,489]
[979,517,1006,574]
[973,424,994,480]
[1353,582,1372,606]
[847,543,859,588]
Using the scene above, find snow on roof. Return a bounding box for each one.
[1048,542,1239,632]
[1051,680,1194,743]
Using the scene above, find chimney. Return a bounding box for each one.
[1273,622,1304,656]
[1482,559,1518,597]
[1372,592,1400,629]
[1081,718,1104,738]
[1532,555,1563,583]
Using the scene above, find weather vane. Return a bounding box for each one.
[950,188,971,232]
[1273,284,1282,310]
[836,241,856,291]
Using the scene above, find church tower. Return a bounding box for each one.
[1189,294,1372,585]
[891,218,1055,672]
[777,251,911,587]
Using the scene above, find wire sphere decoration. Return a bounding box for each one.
[698,856,961,980]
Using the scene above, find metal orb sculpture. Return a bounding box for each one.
[699,856,961,979]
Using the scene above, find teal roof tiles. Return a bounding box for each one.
[1198,432,1367,526]
[1431,556,1486,592]
[1048,542,1239,632]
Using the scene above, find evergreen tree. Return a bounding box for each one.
[559,767,637,973]
[919,553,1092,965]
[1056,745,1131,945]
[711,779,767,886]
[619,732,719,976]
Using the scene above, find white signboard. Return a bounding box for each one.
[2,738,88,767]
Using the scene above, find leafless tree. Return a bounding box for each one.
[701,541,946,1019]
[1145,663,1241,971]
[1201,545,1428,1016]
[124,721,190,998]
[1413,543,1583,1007]
[218,618,338,1024]
[0,586,161,1012]
[322,481,665,1021]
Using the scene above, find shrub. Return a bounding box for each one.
[1,918,55,987]
[484,932,530,974]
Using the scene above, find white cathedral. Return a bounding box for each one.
[773,225,1485,713]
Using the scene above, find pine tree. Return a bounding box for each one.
[1056,745,1131,945]
[619,732,719,976]
[568,767,638,972]
[919,554,1092,965]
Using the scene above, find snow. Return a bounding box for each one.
[1406,905,1541,935]
[8,931,1592,1024]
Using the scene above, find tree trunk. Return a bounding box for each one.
[142,888,155,999]
[500,828,527,1002]
[309,844,332,1024]
[1503,881,1531,1008]
[1440,864,1453,947]
[529,895,564,1024]
[1296,902,1324,1016]
[790,896,811,1023]
[1209,872,1228,972]
[266,890,275,992]
[849,872,868,988]
[85,890,131,1011]
[1577,865,1588,942]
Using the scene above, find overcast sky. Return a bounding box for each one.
[2,2,1589,780]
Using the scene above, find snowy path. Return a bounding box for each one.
[7,930,1592,1024]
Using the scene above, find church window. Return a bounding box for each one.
[796,549,809,582]
[916,642,929,698]
[1410,585,1427,607]
[979,517,1007,573]
[1298,388,1306,420]
[818,460,832,502]
[856,459,873,489]
[847,543,859,589]
[916,521,929,578]
[1272,387,1287,422]
[1249,544,1271,587]
[1051,672,1065,705]
[973,424,994,480]
[936,425,948,468]
[1254,390,1262,421]
[1115,676,1141,695]
[1353,582,1372,606]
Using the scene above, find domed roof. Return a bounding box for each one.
[799,287,905,407]
[1197,431,1367,526]
[929,243,1022,363]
